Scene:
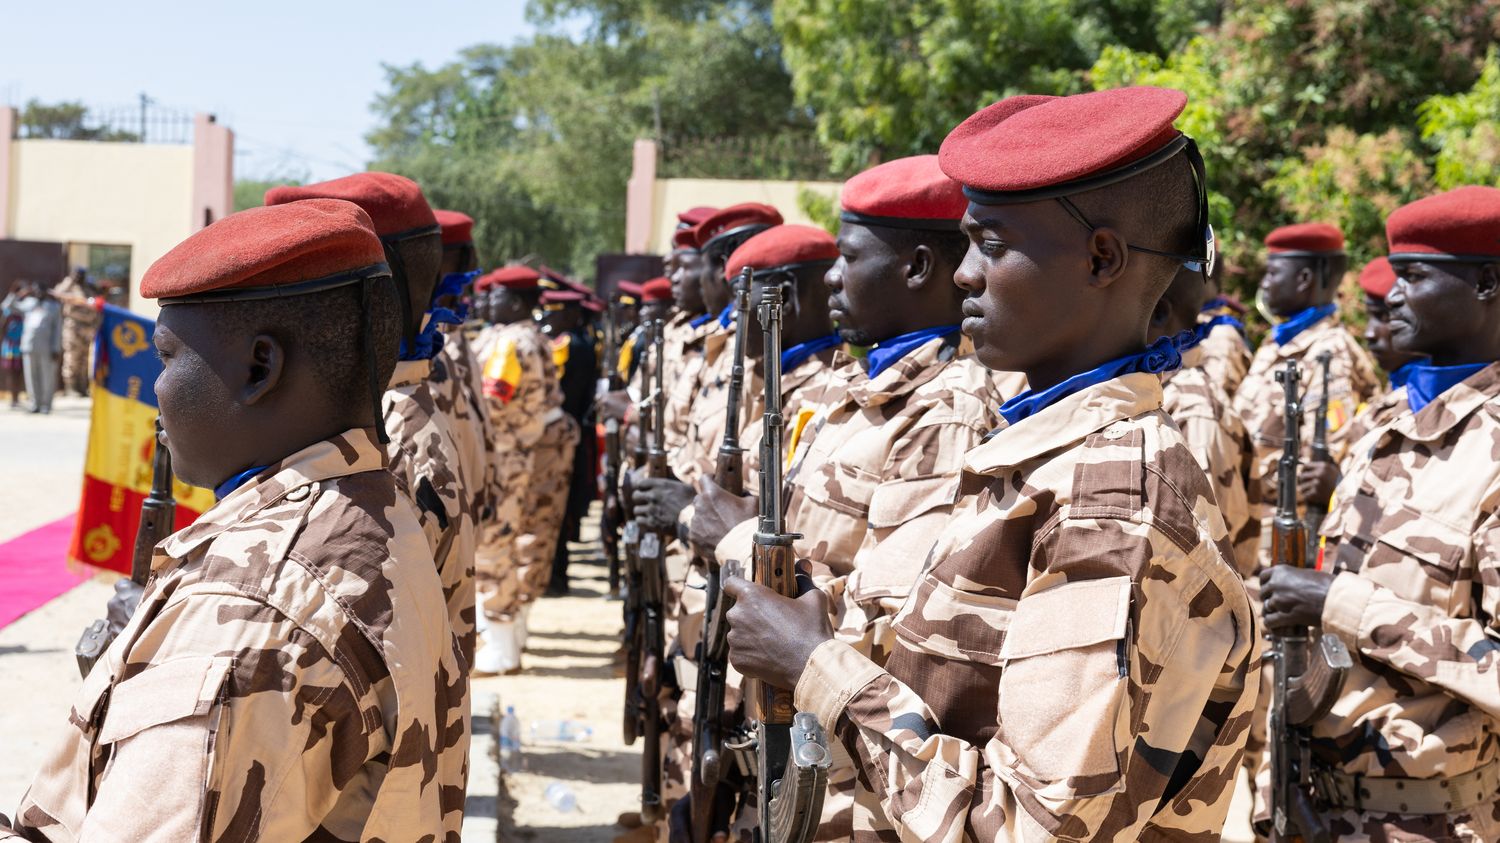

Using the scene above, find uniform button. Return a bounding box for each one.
[285,485,312,502]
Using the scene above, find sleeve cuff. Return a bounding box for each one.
[1322,571,1376,651]
[795,638,886,735]
[714,516,758,568]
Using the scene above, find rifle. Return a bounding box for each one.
[1303,351,1333,565]
[75,418,175,677]
[635,317,671,824]
[621,319,657,747]
[1267,361,1351,843]
[746,284,831,843]
[691,268,752,842]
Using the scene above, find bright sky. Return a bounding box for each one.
[1,0,546,181]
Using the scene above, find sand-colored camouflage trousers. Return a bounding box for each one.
[475,413,578,622]
[61,322,93,394]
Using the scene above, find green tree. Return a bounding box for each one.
[1418,48,1500,190]
[19,99,138,141]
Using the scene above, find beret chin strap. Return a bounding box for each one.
[1389,252,1500,265]
[838,210,960,232]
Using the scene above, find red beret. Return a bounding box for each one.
[695,203,784,252]
[143,199,387,301]
[484,265,542,291]
[541,289,587,305]
[435,209,474,246]
[1358,257,1397,298]
[677,206,718,228]
[1265,222,1344,257]
[642,277,673,302]
[939,89,1187,199]
[841,155,966,229]
[725,225,838,280]
[265,172,437,240]
[672,226,701,251]
[1387,186,1500,263]
[617,280,645,298]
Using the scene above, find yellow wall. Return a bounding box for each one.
[649,178,842,255]
[8,139,195,318]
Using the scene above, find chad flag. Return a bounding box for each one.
[67,304,214,575]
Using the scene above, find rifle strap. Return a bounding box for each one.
[1309,759,1500,815]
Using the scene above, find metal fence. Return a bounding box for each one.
[15,102,195,145]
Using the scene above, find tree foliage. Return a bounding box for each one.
[18,100,138,141]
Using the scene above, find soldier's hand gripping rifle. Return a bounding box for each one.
[75,418,175,677]
[1267,361,1352,843]
[691,268,752,842]
[736,284,832,843]
[1303,351,1333,565]
[634,317,672,825]
[622,319,658,746]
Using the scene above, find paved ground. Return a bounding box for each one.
[0,395,1255,841]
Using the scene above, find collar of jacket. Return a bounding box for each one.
[967,371,1164,476]
[159,428,387,567]
[844,330,966,409]
[1384,361,1500,442]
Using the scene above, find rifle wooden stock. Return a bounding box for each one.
[638,318,671,824]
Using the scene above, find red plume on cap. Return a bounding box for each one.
[672,227,701,251]
[1357,257,1397,298]
[1265,222,1345,256]
[142,199,387,300]
[677,206,718,228]
[695,203,784,251]
[541,289,587,305]
[841,155,967,229]
[435,210,474,245]
[725,225,839,280]
[939,89,1185,196]
[642,277,673,302]
[617,280,646,298]
[265,172,437,239]
[483,266,543,291]
[1387,186,1500,262]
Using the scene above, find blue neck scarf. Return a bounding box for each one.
[399,317,447,361]
[781,333,842,372]
[1405,361,1489,415]
[1388,361,1418,391]
[689,312,715,329]
[1199,311,1245,338]
[998,333,1184,427]
[867,325,961,379]
[434,269,480,322]
[717,303,735,329]
[215,465,270,501]
[1271,304,1337,346]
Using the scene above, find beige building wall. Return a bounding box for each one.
[8,140,194,318]
[646,178,841,255]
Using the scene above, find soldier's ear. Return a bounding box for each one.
[907,244,934,291]
[241,333,285,406]
[1476,263,1500,302]
[1295,265,1316,294]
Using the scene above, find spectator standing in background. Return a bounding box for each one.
[18,282,62,413]
[0,282,28,408]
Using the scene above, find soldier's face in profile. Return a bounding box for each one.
[671,251,705,314]
[1259,256,1310,317]
[954,201,1095,373]
[1387,260,1498,360]
[827,222,900,346]
[153,306,243,489]
[1362,293,1424,372]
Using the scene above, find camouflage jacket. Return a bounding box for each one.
[1312,362,1500,782]
[663,313,714,458]
[738,346,842,490]
[480,320,561,449]
[1234,312,1380,517]
[795,372,1260,841]
[1196,317,1252,399]
[385,358,478,667]
[0,430,469,842]
[1162,344,1261,577]
[1336,381,1409,471]
[439,321,500,516]
[670,321,736,487]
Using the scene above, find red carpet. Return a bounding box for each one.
[0,514,90,630]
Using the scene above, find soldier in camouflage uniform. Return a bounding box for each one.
[725,87,1259,841]
[1234,222,1381,569]
[693,157,1022,839]
[434,209,501,525]
[53,268,98,396]
[0,200,468,841]
[1261,186,1500,841]
[1332,256,1426,464]
[1195,266,1253,399]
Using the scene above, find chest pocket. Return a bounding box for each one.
[81,656,235,841]
[1343,503,1470,613]
[995,577,1131,801]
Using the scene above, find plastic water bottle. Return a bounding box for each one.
[529,719,593,743]
[544,781,578,812]
[498,706,522,773]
